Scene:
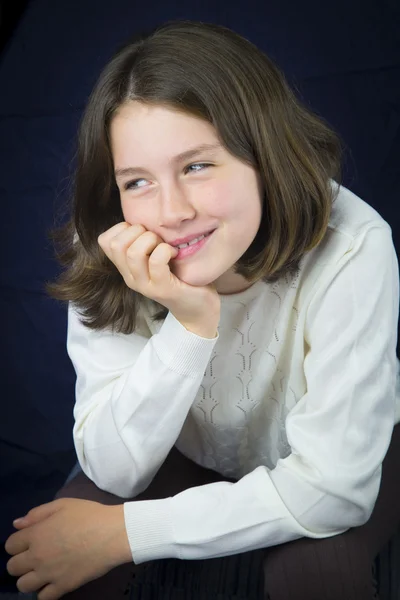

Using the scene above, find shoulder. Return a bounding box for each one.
[328,180,391,240]
[294,181,397,303]
[306,181,393,269]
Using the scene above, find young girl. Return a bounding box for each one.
[5,19,400,600]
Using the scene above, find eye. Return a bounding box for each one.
[123,163,211,191]
[184,162,211,174]
[124,178,147,191]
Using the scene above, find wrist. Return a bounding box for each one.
[178,320,219,338]
[106,504,133,567]
[170,290,220,339]
[173,302,220,339]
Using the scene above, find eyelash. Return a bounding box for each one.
[124,163,212,191]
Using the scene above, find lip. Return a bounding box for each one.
[173,230,214,261]
[168,229,216,247]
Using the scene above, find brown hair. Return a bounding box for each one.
[46,19,342,334]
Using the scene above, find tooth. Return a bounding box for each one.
[177,234,206,249]
[188,235,204,246]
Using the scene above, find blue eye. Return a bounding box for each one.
[184,162,211,173]
[125,179,146,190]
[124,163,211,191]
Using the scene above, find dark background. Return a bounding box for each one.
[0,0,399,593]
[0,1,28,52]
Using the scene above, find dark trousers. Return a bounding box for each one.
[55,424,400,600]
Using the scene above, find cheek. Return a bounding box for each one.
[121,200,134,223]
[210,180,261,222]
[121,198,152,227]
[202,182,238,218]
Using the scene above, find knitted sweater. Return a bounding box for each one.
[67,182,400,564]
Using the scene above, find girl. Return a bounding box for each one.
[5,19,400,600]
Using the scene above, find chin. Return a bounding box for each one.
[174,268,217,288]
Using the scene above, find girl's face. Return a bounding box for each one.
[110,101,263,294]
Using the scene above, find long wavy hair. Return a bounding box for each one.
[46,19,342,334]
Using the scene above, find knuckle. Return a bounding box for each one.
[148,249,162,265]
[151,244,168,261]
[129,224,145,238]
[148,255,158,266]
[124,275,136,290]
[143,230,158,242]
[135,231,158,249]
[109,238,123,252]
[126,243,138,258]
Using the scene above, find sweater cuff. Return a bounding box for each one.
[152,311,219,377]
[123,498,177,564]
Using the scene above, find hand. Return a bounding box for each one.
[98,222,220,337]
[5,498,131,600]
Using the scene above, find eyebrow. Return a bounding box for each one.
[114,142,223,180]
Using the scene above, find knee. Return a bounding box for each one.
[263,535,376,600]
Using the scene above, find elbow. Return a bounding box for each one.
[73,419,153,498]
[274,454,383,536]
[297,484,378,536]
[334,502,372,530]
[332,473,381,531]
[74,440,151,499]
[81,457,151,498]
[297,499,372,537]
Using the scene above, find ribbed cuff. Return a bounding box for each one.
[123,498,177,564]
[152,311,218,377]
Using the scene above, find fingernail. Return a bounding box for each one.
[13,517,24,525]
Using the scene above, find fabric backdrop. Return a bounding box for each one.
[1,0,399,582]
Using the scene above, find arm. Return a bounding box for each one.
[68,305,218,498]
[122,224,399,563]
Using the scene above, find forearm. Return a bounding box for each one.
[73,312,218,497]
[94,446,233,569]
[74,367,208,497]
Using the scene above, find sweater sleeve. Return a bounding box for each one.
[67,306,218,497]
[123,224,399,563]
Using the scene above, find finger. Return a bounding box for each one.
[108,223,146,252]
[106,224,147,270]
[97,221,131,247]
[12,518,29,529]
[148,243,179,285]
[37,582,62,600]
[97,222,133,261]
[16,570,45,595]
[5,530,30,555]
[106,225,151,287]
[22,501,63,526]
[125,231,164,283]
[7,550,33,577]
[36,583,62,600]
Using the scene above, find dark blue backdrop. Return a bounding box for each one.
[1,0,399,586]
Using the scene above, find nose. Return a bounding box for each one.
[157,184,196,228]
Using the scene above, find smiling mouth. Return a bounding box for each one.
[174,231,214,249]
[173,230,215,260]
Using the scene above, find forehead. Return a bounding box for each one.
[110,102,262,193]
[111,102,217,142]
[110,102,228,177]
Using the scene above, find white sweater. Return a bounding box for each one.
[67,182,400,565]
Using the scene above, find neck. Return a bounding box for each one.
[214,269,254,295]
